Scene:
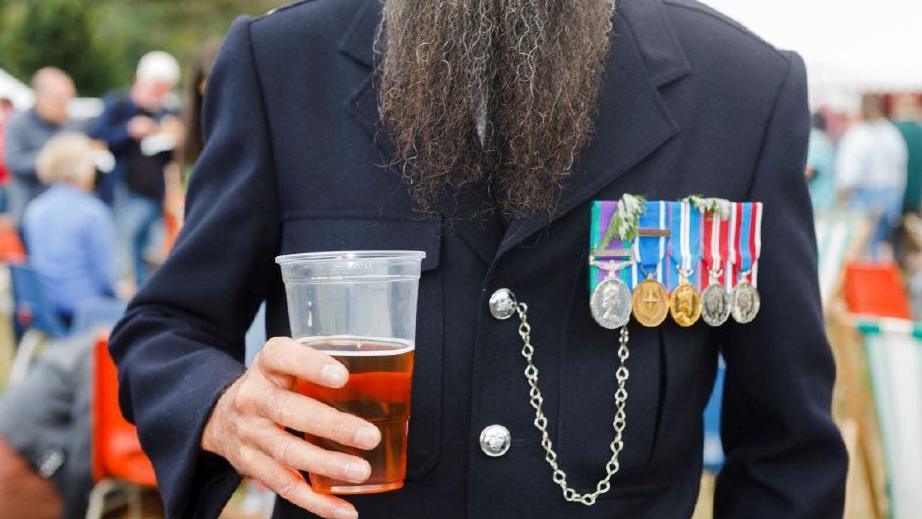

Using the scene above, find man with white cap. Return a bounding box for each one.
[90,51,183,287]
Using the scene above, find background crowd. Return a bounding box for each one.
[808,94,922,314]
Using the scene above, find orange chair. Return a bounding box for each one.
[0,219,26,263]
[86,335,157,519]
[843,261,911,319]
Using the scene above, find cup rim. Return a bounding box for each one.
[275,250,427,266]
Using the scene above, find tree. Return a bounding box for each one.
[0,0,279,97]
[4,0,115,96]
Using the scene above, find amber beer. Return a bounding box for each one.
[295,335,415,494]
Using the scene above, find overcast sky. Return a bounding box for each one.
[702,0,922,97]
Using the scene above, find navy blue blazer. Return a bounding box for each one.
[110,0,848,517]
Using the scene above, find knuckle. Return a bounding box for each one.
[271,391,296,424]
[263,337,289,357]
[325,412,354,443]
[236,447,256,470]
[233,380,257,412]
[269,433,294,464]
[311,449,337,475]
[275,475,301,501]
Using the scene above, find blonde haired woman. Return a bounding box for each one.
[24,133,117,323]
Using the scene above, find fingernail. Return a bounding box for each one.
[321,363,348,386]
[344,461,370,482]
[334,506,358,519]
[354,425,380,449]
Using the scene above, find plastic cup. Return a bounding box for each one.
[275,251,425,495]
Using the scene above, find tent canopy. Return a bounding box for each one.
[0,67,33,109]
[702,0,922,107]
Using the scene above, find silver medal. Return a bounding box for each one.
[701,284,732,327]
[591,276,632,330]
[731,282,761,324]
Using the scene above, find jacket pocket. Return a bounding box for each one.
[279,214,444,479]
[556,261,666,494]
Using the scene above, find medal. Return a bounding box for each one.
[731,281,761,324]
[631,201,669,327]
[701,284,732,326]
[633,278,669,327]
[669,282,702,327]
[698,198,732,326]
[590,269,633,329]
[667,201,702,327]
[589,196,644,330]
[731,202,763,324]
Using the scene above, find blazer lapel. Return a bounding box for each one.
[340,1,504,264]
[340,0,692,265]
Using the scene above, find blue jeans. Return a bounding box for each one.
[849,186,903,260]
[115,189,161,286]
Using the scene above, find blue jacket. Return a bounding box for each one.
[90,91,173,205]
[24,184,117,316]
[110,0,848,517]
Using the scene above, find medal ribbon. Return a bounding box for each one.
[684,202,702,287]
[726,202,741,290]
[633,201,666,286]
[738,203,754,282]
[747,203,763,286]
[590,201,632,291]
[702,207,730,288]
[667,202,702,290]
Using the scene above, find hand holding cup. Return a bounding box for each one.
[201,337,381,519]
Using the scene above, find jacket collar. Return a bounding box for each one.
[341,0,691,264]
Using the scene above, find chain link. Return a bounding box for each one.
[513,302,630,506]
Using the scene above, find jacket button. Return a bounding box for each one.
[489,289,517,320]
[479,424,512,457]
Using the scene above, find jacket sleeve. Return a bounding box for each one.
[109,16,278,519]
[3,113,41,180]
[714,52,848,518]
[89,96,135,154]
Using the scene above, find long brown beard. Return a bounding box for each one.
[378,0,615,217]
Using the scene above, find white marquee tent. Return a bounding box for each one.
[703,0,922,110]
[0,66,102,119]
[0,67,33,109]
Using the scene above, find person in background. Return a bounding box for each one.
[0,97,15,213]
[24,133,117,323]
[157,39,224,257]
[90,51,182,287]
[837,94,909,259]
[181,38,223,174]
[806,111,837,212]
[3,68,76,226]
[893,94,922,215]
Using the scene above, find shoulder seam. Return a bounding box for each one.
[254,0,316,22]
[661,0,788,62]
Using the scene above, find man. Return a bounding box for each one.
[0,334,96,519]
[91,51,181,286]
[3,68,75,225]
[893,94,922,215]
[110,1,847,518]
[806,111,837,212]
[837,94,908,259]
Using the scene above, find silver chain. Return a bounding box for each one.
[513,302,631,506]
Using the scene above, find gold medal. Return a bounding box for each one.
[669,282,702,327]
[632,278,669,327]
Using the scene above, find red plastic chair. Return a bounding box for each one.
[86,335,156,519]
[0,220,25,263]
[843,262,911,319]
